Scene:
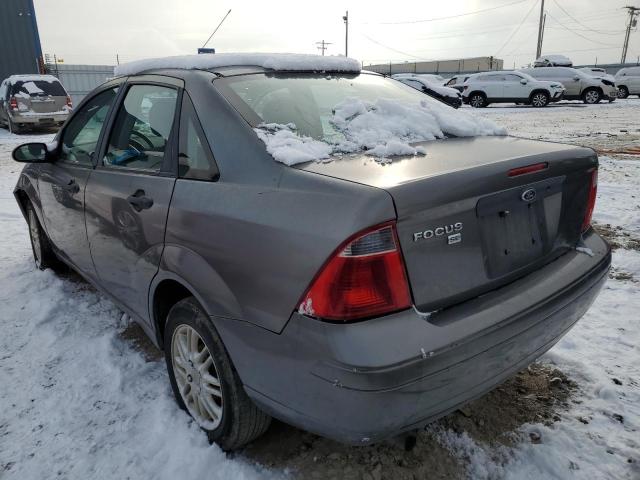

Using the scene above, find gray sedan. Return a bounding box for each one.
[12,54,610,450]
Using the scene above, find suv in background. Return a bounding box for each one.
[520,67,617,104]
[0,74,72,134]
[615,66,640,98]
[462,71,564,108]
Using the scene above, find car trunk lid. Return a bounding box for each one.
[296,136,598,312]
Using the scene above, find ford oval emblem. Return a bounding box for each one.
[521,188,537,202]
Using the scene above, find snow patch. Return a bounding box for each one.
[255,97,506,165]
[115,53,361,77]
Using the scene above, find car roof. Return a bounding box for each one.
[5,74,62,83]
[114,53,362,77]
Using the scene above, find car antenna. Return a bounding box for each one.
[202,9,232,49]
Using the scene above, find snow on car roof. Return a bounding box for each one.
[534,54,572,66]
[114,53,361,77]
[6,74,60,83]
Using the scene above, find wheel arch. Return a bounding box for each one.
[468,90,486,99]
[528,88,550,100]
[149,244,244,348]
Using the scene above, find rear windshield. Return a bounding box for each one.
[11,79,67,97]
[216,73,447,140]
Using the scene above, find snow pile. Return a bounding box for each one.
[254,123,331,166]
[114,53,361,76]
[255,97,506,165]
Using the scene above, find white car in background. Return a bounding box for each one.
[520,67,617,104]
[392,74,462,108]
[462,71,565,108]
[615,66,640,98]
[579,67,616,84]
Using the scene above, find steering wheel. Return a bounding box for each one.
[130,131,155,151]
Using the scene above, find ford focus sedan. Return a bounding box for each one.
[12,53,610,450]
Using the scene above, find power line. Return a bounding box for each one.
[495,0,540,55]
[545,11,619,46]
[365,0,531,25]
[551,0,625,35]
[359,33,430,60]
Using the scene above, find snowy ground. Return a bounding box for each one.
[1,99,639,480]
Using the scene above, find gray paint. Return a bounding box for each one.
[0,0,42,82]
[12,68,611,444]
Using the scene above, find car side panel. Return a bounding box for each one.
[163,171,397,333]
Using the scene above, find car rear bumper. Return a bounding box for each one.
[214,230,610,444]
[11,113,68,125]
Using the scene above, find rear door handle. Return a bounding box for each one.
[127,189,153,212]
[62,179,80,194]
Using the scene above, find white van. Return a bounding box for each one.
[615,66,640,98]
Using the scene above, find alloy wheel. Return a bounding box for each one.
[470,95,484,108]
[584,90,600,104]
[171,324,223,430]
[617,87,628,99]
[531,93,548,107]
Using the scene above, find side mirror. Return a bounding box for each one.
[573,76,580,81]
[12,143,49,163]
[520,79,528,85]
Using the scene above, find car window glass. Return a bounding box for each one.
[446,78,456,85]
[504,74,522,81]
[178,95,218,181]
[11,80,66,97]
[59,87,119,165]
[104,84,177,172]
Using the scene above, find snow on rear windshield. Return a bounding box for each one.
[219,73,506,165]
[11,80,66,97]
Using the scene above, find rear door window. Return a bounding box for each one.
[104,84,178,172]
[178,94,218,181]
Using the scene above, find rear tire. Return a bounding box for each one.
[530,91,550,107]
[26,203,59,270]
[617,86,629,99]
[164,297,271,450]
[469,93,487,108]
[8,118,22,134]
[582,88,602,104]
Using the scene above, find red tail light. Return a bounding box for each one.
[9,97,18,110]
[298,222,412,322]
[508,162,548,177]
[66,96,73,108]
[582,168,598,233]
[463,85,469,91]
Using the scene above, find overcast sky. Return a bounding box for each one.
[32,0,639,68]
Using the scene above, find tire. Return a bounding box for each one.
[164,297,271,450]
[26,203,59,270]
[617,86,629,99]
[530,91,550,108]
[582,88,602,104]
[8,117,22,134]
[469,93,487,108]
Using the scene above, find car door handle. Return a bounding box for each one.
[127,190,153,212]
[62,179,80,194]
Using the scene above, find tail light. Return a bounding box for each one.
[581,168,598,233]
[66,96,73,108]
[9,97,18,110]
[298,222,412,322]
[463,85,469,91]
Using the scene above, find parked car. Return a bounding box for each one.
[578,67,615,82]
[12,53,610,450]
[443,74,471,92]
[519,67,617,103]
[462,71,565,107]
[534,54,573,67]
[614,66,640,98]
[0,74,72,133]
[393,75,462,108]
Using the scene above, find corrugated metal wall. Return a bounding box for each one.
[0,0,42,81]
[365,57,504,76]
[50,64,115,104]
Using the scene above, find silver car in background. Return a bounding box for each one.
[0,74,72,133]
[615,66,640,98]
[520,67,617,104]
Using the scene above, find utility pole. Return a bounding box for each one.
[621,6,640,64]
[342,11,349,56]
[536,0,545,59]
[316,40,332,56]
